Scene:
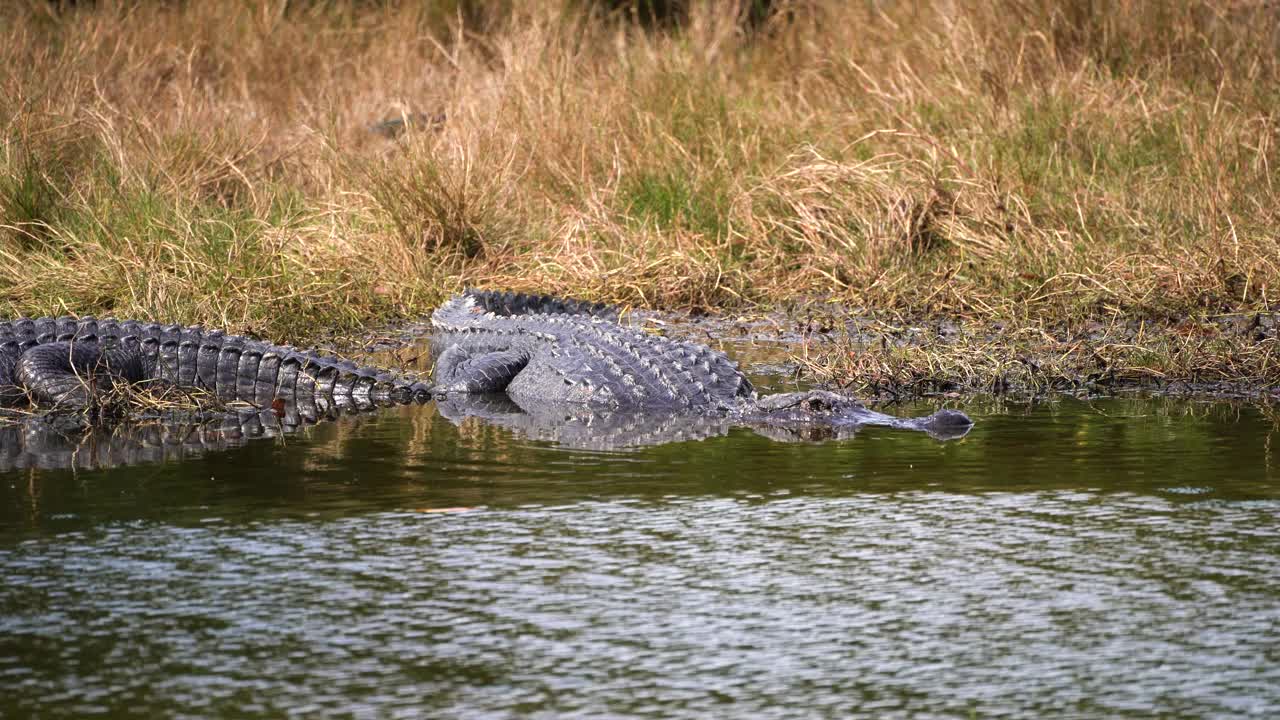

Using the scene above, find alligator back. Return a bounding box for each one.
[458,289,617,321]
[431,291,754,409]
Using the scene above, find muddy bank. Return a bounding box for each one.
[638,306,1280,403]
[330,304,1280,405]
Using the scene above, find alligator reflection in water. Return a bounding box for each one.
[437,392,971,449]
[0,408,314,472]
[0,392,970,471]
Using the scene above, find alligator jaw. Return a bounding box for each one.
[739,390,974,441]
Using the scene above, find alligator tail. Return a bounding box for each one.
[0,317,432,412]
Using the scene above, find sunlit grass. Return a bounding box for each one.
[1,0,1277,388]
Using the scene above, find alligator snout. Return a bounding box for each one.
[924,408,974,428]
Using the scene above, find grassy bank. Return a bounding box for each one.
[2,1,1277,391]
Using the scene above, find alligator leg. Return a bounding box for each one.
[432,345,530,393]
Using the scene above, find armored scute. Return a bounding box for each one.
[431,290,754,409]
[0,317,431,416]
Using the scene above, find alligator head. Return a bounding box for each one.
[742,390,973,441]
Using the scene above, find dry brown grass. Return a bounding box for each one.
[1,0,1277,377]
[793,313,1280,400]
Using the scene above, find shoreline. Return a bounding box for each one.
[618,305,1280,405]
[330,301,1280,406]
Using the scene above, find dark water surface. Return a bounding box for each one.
[2,397,1279,718]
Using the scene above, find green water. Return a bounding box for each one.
[2,397,1279,718]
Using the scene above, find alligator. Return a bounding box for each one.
[0,291,969,468]
[0,317,433,419]
[431,289,973,439]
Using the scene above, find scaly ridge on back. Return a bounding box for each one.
[430,289,754,410]
[0,316,432,413]
[460,288,617,321]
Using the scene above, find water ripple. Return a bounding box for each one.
[3,490,1278,718]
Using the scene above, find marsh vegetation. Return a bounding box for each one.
[2,0,1277,395]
